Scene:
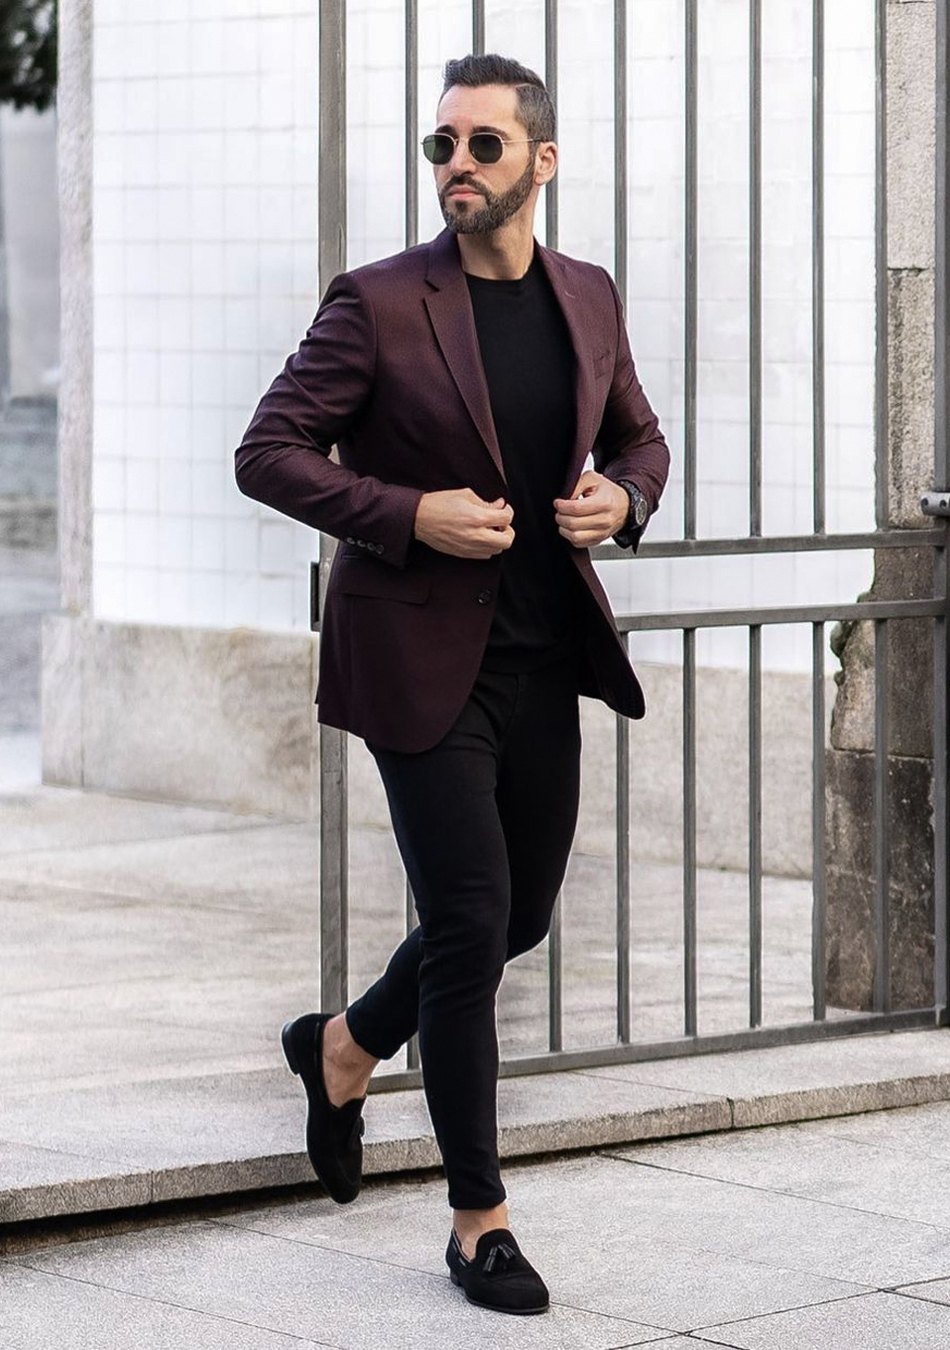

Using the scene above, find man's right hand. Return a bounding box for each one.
[413,488,515,559]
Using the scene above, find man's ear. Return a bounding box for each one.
[537,141,557,186]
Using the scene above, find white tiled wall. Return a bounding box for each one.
[91,0,882,673]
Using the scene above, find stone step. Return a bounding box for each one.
[3,1026,949,1227]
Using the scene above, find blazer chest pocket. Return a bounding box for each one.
[335,560,431,605]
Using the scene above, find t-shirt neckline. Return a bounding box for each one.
[463,251,540,291]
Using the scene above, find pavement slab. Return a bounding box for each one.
[9,1106,950,1349]
[602,1107,950,1226]
[898,1274,950,1308]
[8,1217,669,1349]
[0,1262,341,1350]
[680,1290,950,1348]
[211,1155,867,1331]
[587,1150,950,1290]
[577,1029,950,1125]
[0,780,279,855]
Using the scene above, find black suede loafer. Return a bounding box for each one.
[445,1226,550,1315]
[280,1011,366,1204]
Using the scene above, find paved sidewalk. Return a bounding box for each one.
[1,772,905,1227]
[6,1095,950,1348]
[3,772,950,1231]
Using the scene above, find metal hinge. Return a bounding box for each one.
[921,491,950,517]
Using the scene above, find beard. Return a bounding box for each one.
[440,154,537,234]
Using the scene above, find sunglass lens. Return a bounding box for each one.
[470,134,503,163]
[422,134,453,164]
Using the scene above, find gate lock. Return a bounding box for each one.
[921,491,950,517]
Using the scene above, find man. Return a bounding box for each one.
[235,52,669,1316]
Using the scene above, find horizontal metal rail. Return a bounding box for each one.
[592,528,947,561]
[310,548,947,633]
[617,599,944,632]
[363,1006,946,1095]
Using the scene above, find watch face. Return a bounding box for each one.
[621,482,648,526]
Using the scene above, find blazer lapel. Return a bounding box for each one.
[423,228,506,484]
[423,226,597,497]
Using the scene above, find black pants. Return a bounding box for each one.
[344,649,583,1210]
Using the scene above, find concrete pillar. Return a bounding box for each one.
[825,0,937,1010]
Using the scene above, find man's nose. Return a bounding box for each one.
[448,137,478,174]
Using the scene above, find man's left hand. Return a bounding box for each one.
[553,471,630,547]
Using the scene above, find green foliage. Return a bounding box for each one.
[0,0,57,112]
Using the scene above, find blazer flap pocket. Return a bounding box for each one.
[335,560,431,604]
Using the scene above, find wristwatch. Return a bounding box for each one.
[613,478,649,547]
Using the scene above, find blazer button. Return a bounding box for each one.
[477,588,493,604]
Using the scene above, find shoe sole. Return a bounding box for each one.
[449,1269,549,1315]
[281,1015,361,1204]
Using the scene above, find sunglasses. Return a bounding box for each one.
[421,132,543,166]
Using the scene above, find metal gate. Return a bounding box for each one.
[311,0,950,1090]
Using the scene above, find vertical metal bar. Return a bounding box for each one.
[874,0,888,529]
[404,0,418,249]
[872,0,890,1018]
[472,0,484,57]
[934,0,950,1021]
[748,624,762,1027]
[617,704,631,1043]
[873,618,890,1012]
[749,0,762,536]
[545,0,558,248]
[812,0,826,533]
[683,628,697,1035]
[320,736,348,1012]
[812,620,827,1019]
[402,0,419,1043]
[614,0,627,305]
[318,0,348,1013]
[615,5,630,1038]
[318,0,346,289]
[548,888,563,1051]
[935,561,949,1021]
[405,877,420,1068]
[684,0,698,539]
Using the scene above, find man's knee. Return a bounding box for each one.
[420,911,510,983]
[505,904,555,961]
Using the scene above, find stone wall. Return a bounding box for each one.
[41,610,833,876]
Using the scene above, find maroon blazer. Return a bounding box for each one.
[234,225,670,752]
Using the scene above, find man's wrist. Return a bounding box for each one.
[612,478,649,545]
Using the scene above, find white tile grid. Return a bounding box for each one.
[90,0,878,667]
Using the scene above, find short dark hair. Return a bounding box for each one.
[439,53,556,144]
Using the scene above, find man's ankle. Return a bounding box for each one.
[453,1205,510,1258]
[325,1012,378,1073]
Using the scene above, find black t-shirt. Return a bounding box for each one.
[464,249,587,673]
